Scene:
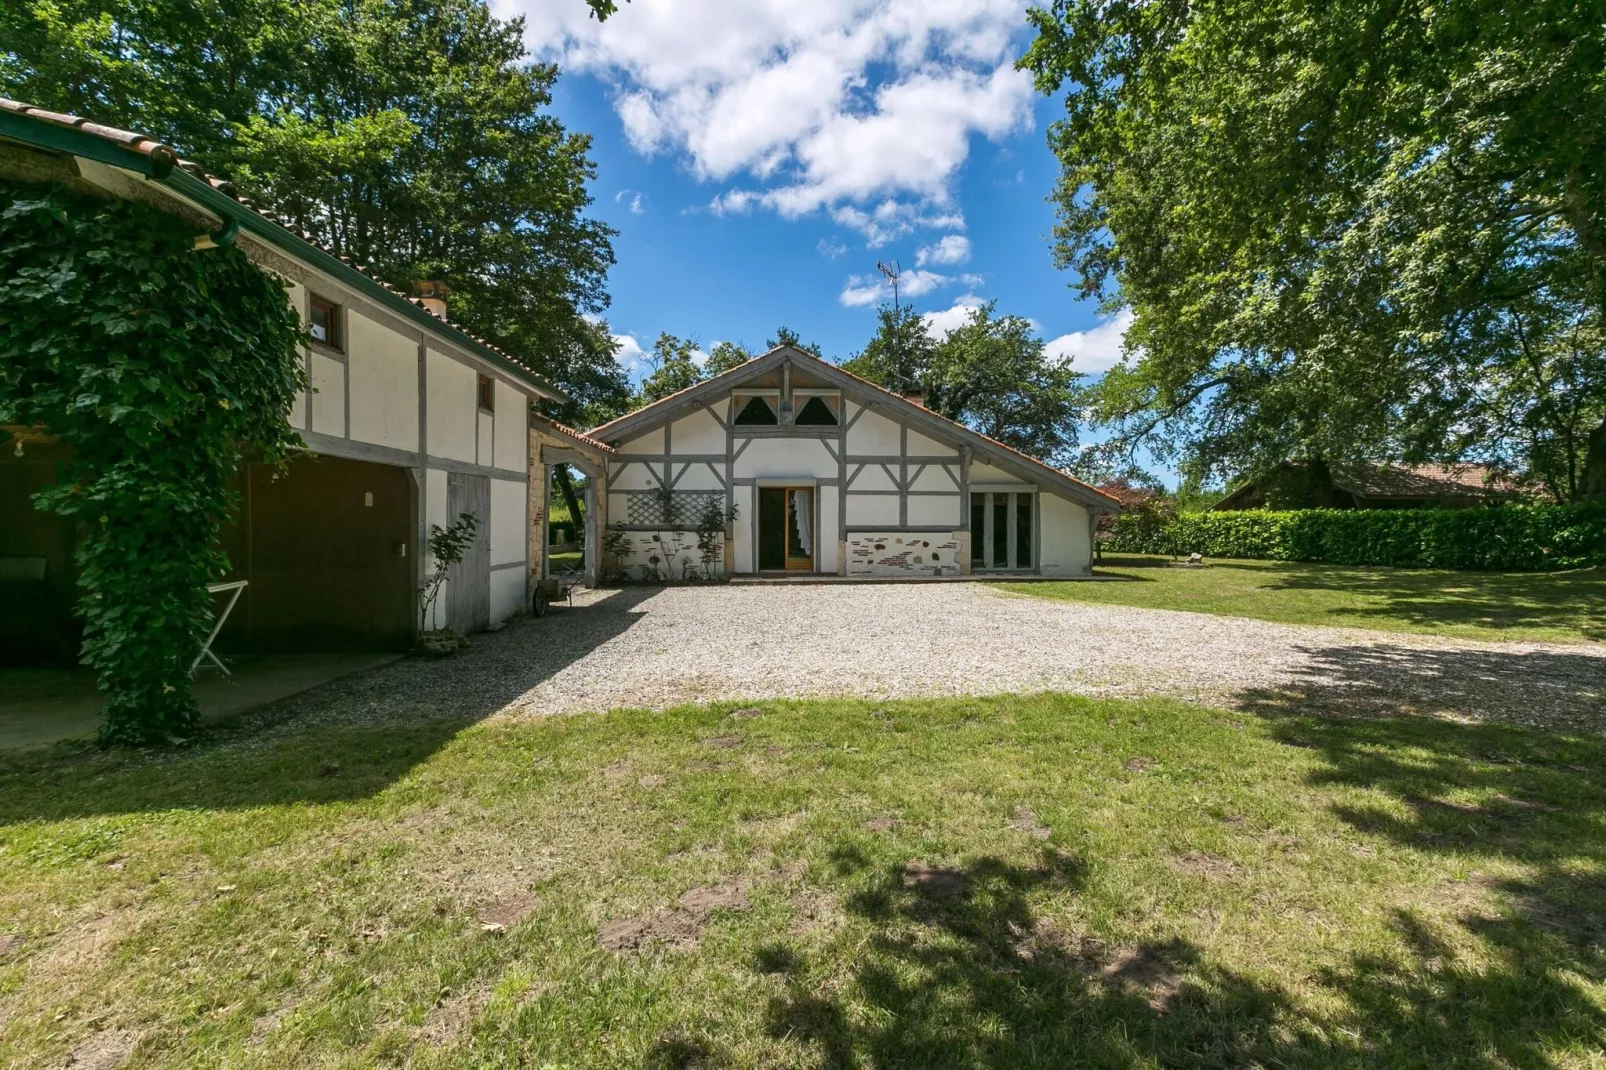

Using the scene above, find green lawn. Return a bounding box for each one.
[2,694,1603,1067]
[1001,555,1606,644]
[549,549,582,572]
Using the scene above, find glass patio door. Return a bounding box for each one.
[969,491,1033,571]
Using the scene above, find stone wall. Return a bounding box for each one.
[844,531,967,577]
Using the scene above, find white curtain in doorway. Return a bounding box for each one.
[790,489,812,557]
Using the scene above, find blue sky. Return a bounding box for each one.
[509,0,1132,387]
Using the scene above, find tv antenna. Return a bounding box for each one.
[876,259,905,390]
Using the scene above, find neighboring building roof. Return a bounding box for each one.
[587,345,1121,510]
[530,412,615,455]
[1213,460,1514,510]
[1332,461,1512,500]
[0,98,566,403]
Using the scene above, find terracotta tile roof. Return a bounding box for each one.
[0,97,560,398]
[531,413,615,454]
[1332,462,1513,500]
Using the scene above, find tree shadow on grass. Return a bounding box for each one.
[1260,563,1606,641]
[0,588,660,822]
[766,847,1326,1069]
[1236,661,1606,1066]
[1242,641,1606,735]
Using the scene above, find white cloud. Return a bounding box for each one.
[837,267,974,307]
[839,275,888,308]
[1044,310,1134,374]
[509,0,1033,235]
[817,236,848,258]
[615,189,644,213]
[708,189,760,216]
[922,293,986,338]
[916,234,971,267]
[613,333,646,373]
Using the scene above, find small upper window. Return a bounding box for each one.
[733,394,778,425]
[794,394,839,426]
[478,374,495,412]
[309,294,342,351]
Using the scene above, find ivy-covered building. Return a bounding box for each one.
[0,99,586,665]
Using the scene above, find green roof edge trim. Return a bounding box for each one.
[0,108,567,404]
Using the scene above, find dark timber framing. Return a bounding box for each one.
[585,345,1119,576]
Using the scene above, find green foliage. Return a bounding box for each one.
[1105,506,1606,572]
[703,340,754,377]
[0,181,305,744]
[0,0,629,427]
[766,326,825,359]
[637,333,706,403]
[1023,0,1606,499]
[417,512,480,631]
[847,301,1085,464]
[693,497,740,579]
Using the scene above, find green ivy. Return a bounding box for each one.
[1105,505,1606,571]
[0,181,306,744]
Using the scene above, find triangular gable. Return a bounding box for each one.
[587,346,1120,510]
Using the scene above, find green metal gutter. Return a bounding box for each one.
[0,109,568,404]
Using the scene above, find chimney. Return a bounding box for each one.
[412,280,451,320]
[901,390,926,408]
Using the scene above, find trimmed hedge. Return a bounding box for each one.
[1104,505,1606,571]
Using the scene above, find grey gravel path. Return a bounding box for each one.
[455,584,1605,735]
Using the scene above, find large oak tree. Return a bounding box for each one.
[1023,0,1606,500]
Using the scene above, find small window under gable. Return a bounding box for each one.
[794,394,839,426]
[733,394,779,425]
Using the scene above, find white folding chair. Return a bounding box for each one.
[191,580,249,677]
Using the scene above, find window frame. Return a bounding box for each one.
[477,374,495,414]
[308,293,344,353]
[731,390,781,426]
[791,389,841,427]
[968,487,1038,571]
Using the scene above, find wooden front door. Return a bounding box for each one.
[445,472,490,633]
[757,487,813,572]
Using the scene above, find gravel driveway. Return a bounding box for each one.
[455,584,1604,735]
[265,583,1606,737]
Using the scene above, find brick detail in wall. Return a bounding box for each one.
[845,533,963,577]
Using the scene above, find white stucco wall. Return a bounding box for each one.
[476,411,494,468]
[346,311,419,451]
[425,350,476,462]
[493,381,527,473]
[490,567,525,624]
[907,495,962,527]
[733,483,755,573]
[817,487,839,572]
[845,494,900,526]
[671,461,724,491]
[424,467,451,631]
[910,465,959,492]
[848,464,897,492]
[846,408,901,455]
[734,437,836,479]
[1038,491,1093,577]
[905,428,957,457]
[309,353,345,437]
[969,462,1030,485]
[489,477,526,566]
[670,408,725,454]
[619,428,664,455]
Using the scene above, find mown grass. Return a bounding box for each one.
[1002,554,1606,644]
[1,693,1603,1068]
